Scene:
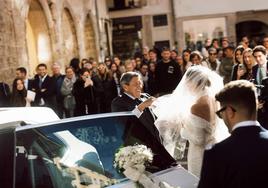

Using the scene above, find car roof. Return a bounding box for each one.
[0,107,59,124]
[16,111,134,132]
[0,107,134,132]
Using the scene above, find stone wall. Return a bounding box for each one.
[0,0,19,84]
[0,0,108,85]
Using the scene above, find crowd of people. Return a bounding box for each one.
[0,34,268,187]
[0,35,268,121]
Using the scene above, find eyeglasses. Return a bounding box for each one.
[216,106,236,119]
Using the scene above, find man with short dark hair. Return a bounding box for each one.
[155,47,182,96]
[252,45,268,128]
[206,47,220,73]
[32,63,57,112]
[198,80,268,188]
[219,45,235,84]
[252,45,267,85]
[14,67,33,90]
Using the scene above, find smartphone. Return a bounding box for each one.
[238,64,245,69]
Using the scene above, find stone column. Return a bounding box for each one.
[226,13,237,45]
[175,17,184,54]
[0,0,20,84]
[142,15,153,48]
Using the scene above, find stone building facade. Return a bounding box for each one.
[0,0,111,84]
[108,0,175,58]
[108,0,268,54]
[173,0,268,50]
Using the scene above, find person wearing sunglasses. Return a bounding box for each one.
[198,80,268,188]
[206,47,221,74]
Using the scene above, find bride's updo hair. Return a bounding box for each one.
[184,66,211,93]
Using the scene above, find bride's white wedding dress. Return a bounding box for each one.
[181,113,216,177]
[152,66,230,178]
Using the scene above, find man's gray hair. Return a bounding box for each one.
[120,71,141,88]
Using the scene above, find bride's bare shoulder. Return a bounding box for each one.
[191,95,213,122]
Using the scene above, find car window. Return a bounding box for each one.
[15,115,175,188]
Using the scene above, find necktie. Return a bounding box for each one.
[39,77,43,89]
[135,98,142,105]
[259,67,265,84]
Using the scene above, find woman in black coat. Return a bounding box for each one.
[73,68,97,116]
[92,63,118,113]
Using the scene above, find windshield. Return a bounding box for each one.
[15,115,175,188]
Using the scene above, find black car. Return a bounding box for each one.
[0,108,198,188]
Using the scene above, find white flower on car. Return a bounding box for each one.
[114,144,180,188]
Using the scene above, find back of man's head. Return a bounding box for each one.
[215,80,257,117]
[16,67,27,75]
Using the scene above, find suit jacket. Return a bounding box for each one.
[32,75,57,111]
[111,93,162,143]
[252,63,268,84]
[198,126,268,188]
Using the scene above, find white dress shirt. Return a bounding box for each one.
[124,92,143,118]
[232,120,260,132]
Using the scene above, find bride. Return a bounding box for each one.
[152,65,229,177]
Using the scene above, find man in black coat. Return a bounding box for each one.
[32,63,57,112]
[252,45,268,129]
[111,71,162,144]
[111,72,177,170]
[155,47,182,96]
[198,80,268,188]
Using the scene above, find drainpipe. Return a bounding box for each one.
[95,0,103,61]
[170,0,177,50]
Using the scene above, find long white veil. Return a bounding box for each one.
[152,66,229,158]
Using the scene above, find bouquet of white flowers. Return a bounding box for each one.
[114,144,180,188]
[114,144,153,173]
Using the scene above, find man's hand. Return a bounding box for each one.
[138,97,156,112]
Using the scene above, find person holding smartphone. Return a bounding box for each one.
[233,48,256,81]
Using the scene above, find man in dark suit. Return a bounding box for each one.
[198,80,268,188]
[32,63,57,112]
[111,71,162,143]
[252,45,268,129]
[252,45,268,85]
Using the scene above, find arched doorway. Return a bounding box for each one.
[236,21,268,45]
[84,14,97,60]
[62,8,79,66]
[26,0,53,76]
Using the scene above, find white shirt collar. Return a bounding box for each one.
[232,120,260,132]
[259,62,267,69]
[24,79,28,90]
[39,74,48,82]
